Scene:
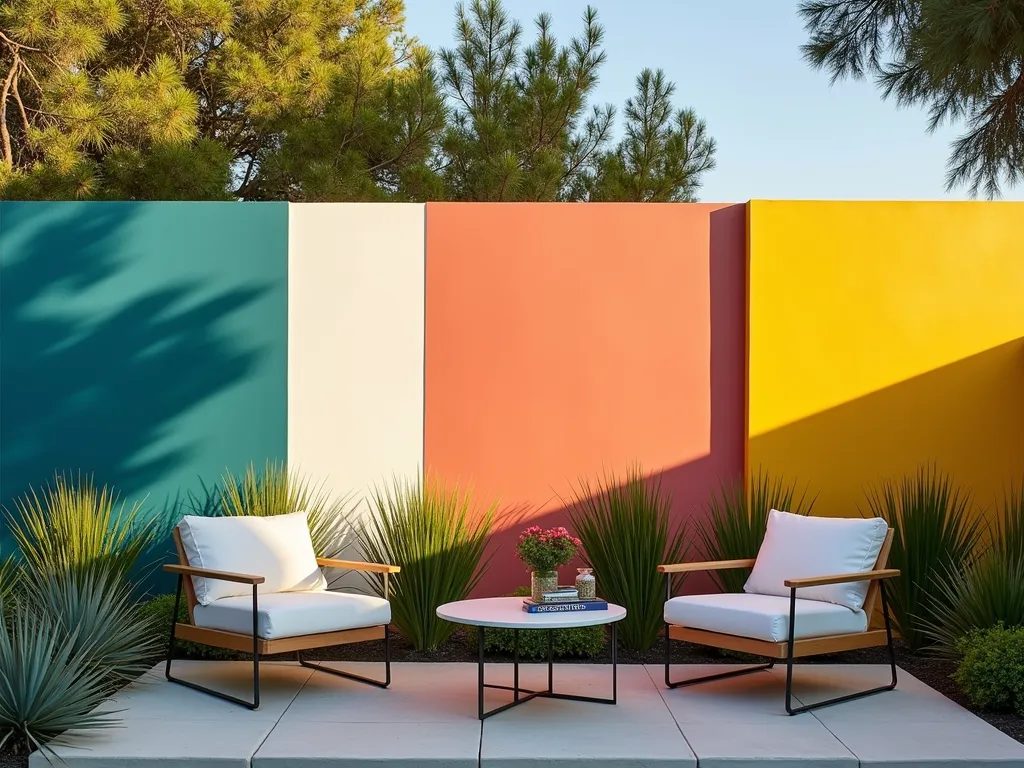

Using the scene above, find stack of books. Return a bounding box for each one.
[522,586,608,613]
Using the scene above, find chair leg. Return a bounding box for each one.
[663,576,774,689]
[297,623,392,689]
[664,621,775,688]
[784,583,898,715]
[165,578,261,710]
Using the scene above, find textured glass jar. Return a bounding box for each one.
[575,567,596,600]
[530,570,559,603]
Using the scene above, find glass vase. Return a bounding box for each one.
[530,570,558,603]
[575,567,596,600]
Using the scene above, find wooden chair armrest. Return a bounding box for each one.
[658,558,756,574]
[316,557,401,574]
[163,563,265,585]
[784,568,900,588]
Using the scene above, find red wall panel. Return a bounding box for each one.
[425,203,746,595]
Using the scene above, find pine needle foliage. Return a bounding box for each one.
[359,475,500,651]
[565,465,687,652]
[863,465,983,652]
[218,460,356,559]
[438,0,716,202]
[696,469,816,593]
[799,0,1024,198]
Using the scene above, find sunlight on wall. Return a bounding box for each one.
[747,200,1024,517]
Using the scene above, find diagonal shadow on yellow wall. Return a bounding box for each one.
[749,337,1024,520]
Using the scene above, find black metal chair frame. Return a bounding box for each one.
[664,574,897,715]
[164,575,391,710]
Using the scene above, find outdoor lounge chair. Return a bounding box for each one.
[163,511,399,710]
[660,509,898,715]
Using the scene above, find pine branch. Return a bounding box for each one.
[1,53,17,167]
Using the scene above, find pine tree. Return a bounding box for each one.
[437,0,716,202]
[0,0,442,200]
[800,0,1024,198]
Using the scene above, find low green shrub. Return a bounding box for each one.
[954,623,1024,716]
[478,588,605,659]
[138,594,238,660]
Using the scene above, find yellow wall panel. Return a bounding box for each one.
[748,200,1024,516]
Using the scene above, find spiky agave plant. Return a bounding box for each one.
[696,468,816,593]
[219,460,357,558]
[27,567,162,687]
[863,464,983,652]
[566,465,687,652]
[0,609,119,756]
[360,475,499,651]
[0,558,20,621]
[921,479,1024,657]
[994,480,1024,566]
[5,472,154,583]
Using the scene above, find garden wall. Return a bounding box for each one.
[424,203,747,594]
[1,200,1021,596]
[747,200,1024,522]
[0,202,288,557]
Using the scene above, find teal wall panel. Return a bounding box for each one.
[0,202,288,573]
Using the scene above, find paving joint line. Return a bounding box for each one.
[641,662,700,765]
[248,661,316,768]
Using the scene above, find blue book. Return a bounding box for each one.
[522,599,608,613]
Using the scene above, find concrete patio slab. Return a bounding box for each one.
[679,719,859,768]
[282,662,479,722]
[253,721,482,768]
[651,664,859,768]
[29,718,277,768]
[825,720,1024,767]
[774,664,974,724]
[110,661,314,721]
[27,662,1024,767]
[479,665,694,768]
[481,722,696,768]
[650,663,796,723]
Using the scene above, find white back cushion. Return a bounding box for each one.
[178,512,326,605]
[743,509,888,611]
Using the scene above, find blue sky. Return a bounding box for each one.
[406,0,1024,202]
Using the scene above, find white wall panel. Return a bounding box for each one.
[288,204,424,519]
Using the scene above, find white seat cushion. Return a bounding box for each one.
[665,593,867,642]
[744,509,889,611]
[178,512,326,605]
[193,590,391,640]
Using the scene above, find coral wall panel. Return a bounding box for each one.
[425,202,747,595]
[288,204,425,517]
[748,200,1024,519]
[0,201,288,559]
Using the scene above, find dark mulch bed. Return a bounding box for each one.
[3,630,1019,767]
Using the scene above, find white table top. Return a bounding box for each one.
[436,596,626,629]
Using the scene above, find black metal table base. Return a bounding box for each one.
[476,623,618,720]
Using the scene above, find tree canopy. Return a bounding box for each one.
[800,0,1024,198]
[0,0,716,201]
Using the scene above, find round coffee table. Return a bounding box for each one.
[436,596,627,719]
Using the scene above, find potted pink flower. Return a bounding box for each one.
[515,525,582,602]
